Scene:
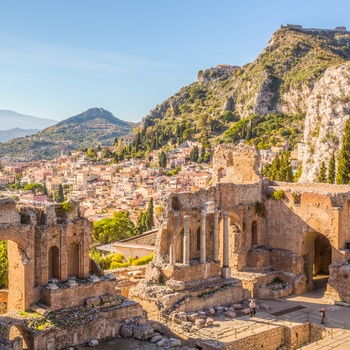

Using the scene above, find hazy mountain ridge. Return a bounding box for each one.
[0,128,41,143]
[0,110,56,130]
[0,108,137,160]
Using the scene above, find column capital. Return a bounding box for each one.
[184,215,190,221]
[201,210,207,217]
[222,212,229,218]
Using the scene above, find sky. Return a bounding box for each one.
[1,0,350,123]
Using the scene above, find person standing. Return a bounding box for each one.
[250,299,256,317]
[320,307,326,324]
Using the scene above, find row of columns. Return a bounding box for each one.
[179,210,231,278]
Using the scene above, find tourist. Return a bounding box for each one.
[250,299,256,317]
[320,307,326,324]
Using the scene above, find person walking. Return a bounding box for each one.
[250,299,256,317]
[320,307,326,324]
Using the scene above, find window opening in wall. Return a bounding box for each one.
[48,246,59,279]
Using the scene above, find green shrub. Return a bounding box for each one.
[273,190,285,200]
[61,201,74,213]
[131,253,154,266]
[110,261,130,269]
[255,202,265,217]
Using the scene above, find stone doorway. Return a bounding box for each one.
[313,234,331,290]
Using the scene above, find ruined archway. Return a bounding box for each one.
[0,239,30,313]
[313,234,332,277]
[9,324,32,349]
[301,232,332,291]
[48,246,59,280]
[68,242,80,277]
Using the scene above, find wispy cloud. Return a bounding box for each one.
[0,33,178,74]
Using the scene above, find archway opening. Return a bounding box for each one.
[0,240,28,314]
[313,234,332,289]
[48,246,59,279]
[9,325,31,349]
[68,242,80,277]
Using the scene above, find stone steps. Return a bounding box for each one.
[300,330,350,349]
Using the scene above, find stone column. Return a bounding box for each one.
[213,210,220,262]
[221,212,231,278]
[183,215,190,265]
[200,210,206,263]
[169,244,175,266]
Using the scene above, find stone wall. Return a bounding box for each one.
[326,261,350,302]
[42,279,119,311]
[221,326,284,350]
[212,143,262,185]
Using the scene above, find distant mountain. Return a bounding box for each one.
[0,110,56,130]
[0,128,40,143]
[0,108,137,160]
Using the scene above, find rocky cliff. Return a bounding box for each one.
[299,63,350,182]
[140,27,350,151]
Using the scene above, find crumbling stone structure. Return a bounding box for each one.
[133,144,350,315]
[0,199,93,312]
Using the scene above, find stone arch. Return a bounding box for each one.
[301,232,332,290]
[68,242,80,277]
[1,239,31,312]
[9,324,32,349]
[251,220,258,246]
[48,246,60,280]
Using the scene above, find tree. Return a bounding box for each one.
[317,161,327,183]
[336,119,350,184]
[158,151,167,168]
[136,198,154,234]
[327,152,336,184]
[57,183,65,203]
[0,241,8,288]
[23,183,44,195]
[93,211,136,244]
[86,147,97,159]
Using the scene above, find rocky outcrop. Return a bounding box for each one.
[299,63,350,182]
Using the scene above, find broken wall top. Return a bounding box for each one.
[212,143,262,185]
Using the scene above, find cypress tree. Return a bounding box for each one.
[336,119,350,184]
[147,197,154,229]
[327,152,336,184]
[317,161,327,183]
[57,183,64,203]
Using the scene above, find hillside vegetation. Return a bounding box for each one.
[0,108,136,160]
[135,28,350,154]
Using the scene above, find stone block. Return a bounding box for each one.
[195,319,206,328]
[225,311,236,318]
[206,318,214,326]
[100,294,115,303]
[187,312,200,322]
[181,321,194,332]
[119,324,134,338]
[241,308,251,315]
[169,338,181,347]
[205,307,216,316]
[151,335,163,343]
[231,303,242,308]
[88,339,99,347]
[214,306,224,314]
[157,339,168,347]
[85,297,101,307]
[173,312,187,323]
[134,324,155,340]
[197,311,206,318]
